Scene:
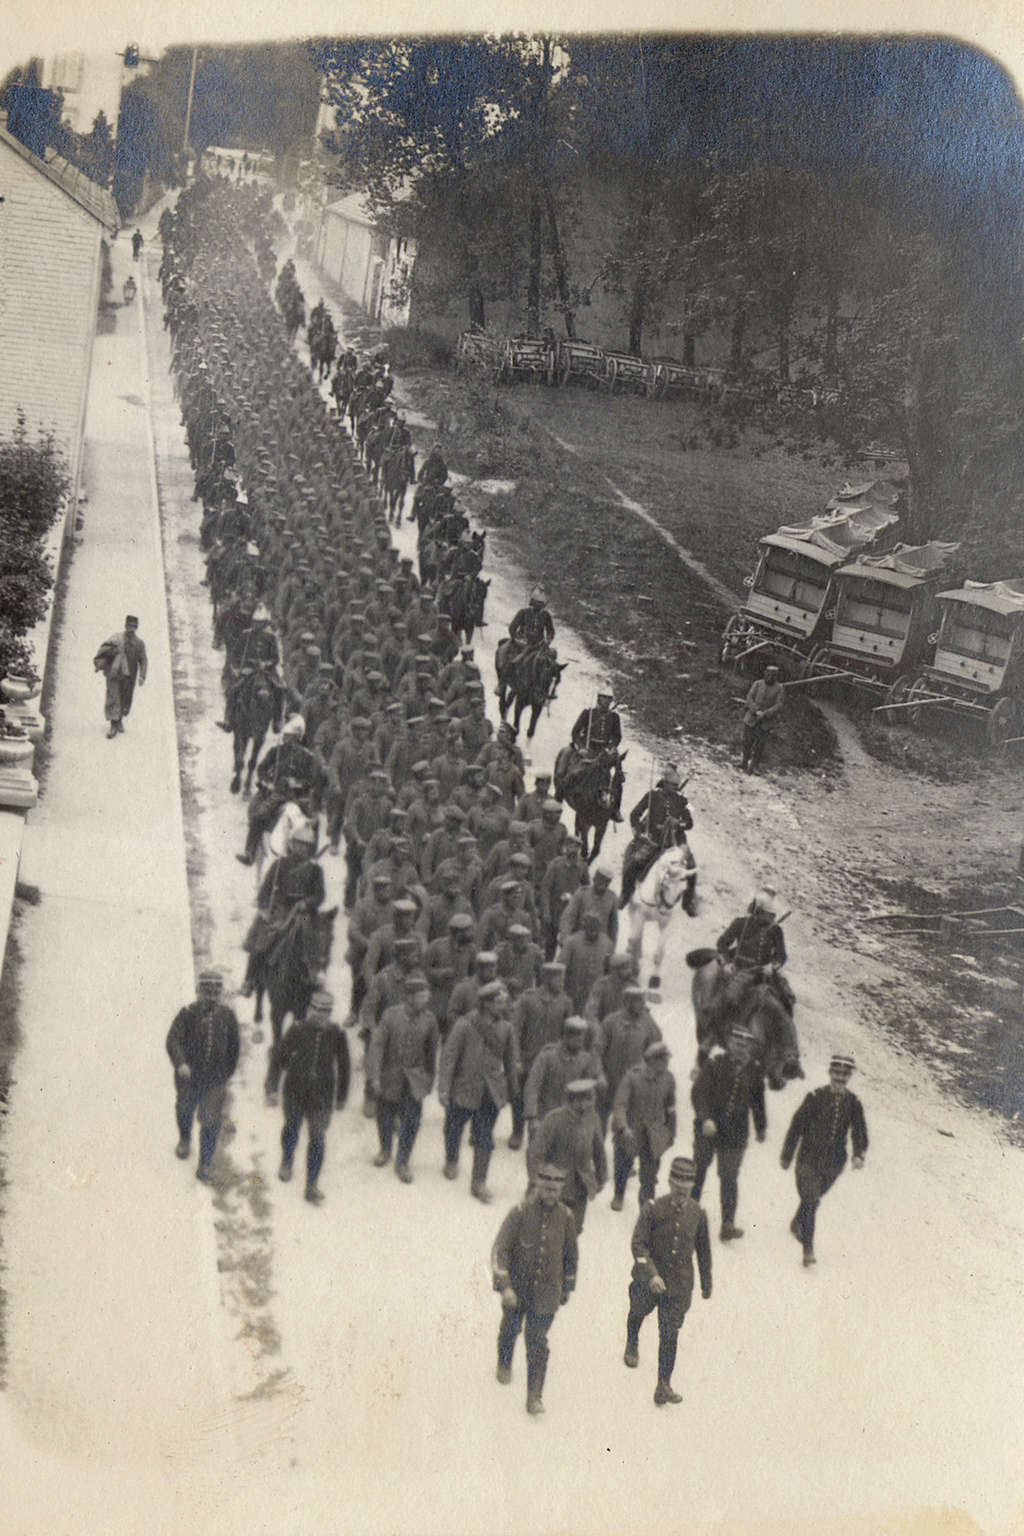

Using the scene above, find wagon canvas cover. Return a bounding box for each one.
[774,477,902,558]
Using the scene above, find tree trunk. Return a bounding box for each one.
[774,271,798,384]
[626,184,656,357]
[526,191,543,336]
[468,281,485,332]
[542,178,576,339]
[823,274,840,377]
[682,333,695,367]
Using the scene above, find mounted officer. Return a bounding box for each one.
[237,715,320,866]
[716,888,794,1014]
[620,763,695,909]
[555,689,625,818]
[418,442,448,487]
[217,603,284,735]
[241,823,326,996]
[507,588,555,667]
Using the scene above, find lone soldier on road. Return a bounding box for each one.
[131,227,143,259]
[780,1051,868,1267]
[93,614,147,738]
[741,664,785,773]
[623,1155,712,1406]
[274,989,350,1204]
[491,1162,579,1416]
[165,970,240,1183]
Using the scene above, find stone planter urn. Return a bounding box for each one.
[0,734,34,767]
[1,675,39,704]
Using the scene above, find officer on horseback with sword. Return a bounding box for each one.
[620,762,695,911]
[217,603,284,736]
[240,821,326,997]
[506,588,555,668]
[237,715,321,866]
[556,688,625,821]
[715,887,795,1014]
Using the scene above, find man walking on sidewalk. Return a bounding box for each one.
[93,614,147,737]
[623,1155,712,1405]
[780,1051,868,1267]
[165,970,240,1183]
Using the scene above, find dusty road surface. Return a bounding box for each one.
[0,214,1021,1536]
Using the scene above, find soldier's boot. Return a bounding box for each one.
[175,1136,191,1160]
[196,1125,218,1181]
[623,1317,641,1368]
[470,1147,493,1203]
[525,1344,548,1415]
[654,1380,683,1406]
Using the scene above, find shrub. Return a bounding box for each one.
[0,413,69,679]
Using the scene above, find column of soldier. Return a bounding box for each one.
[160,179,869,1416]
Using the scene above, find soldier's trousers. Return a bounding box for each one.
[792,1156,843,1252]
[444,1092,499,1164]
[498,1299,553,1394]
[626,1279,691,1382]
[377,1086,423,1167]
[175,1079,226,1166]
[613,1128,660,1204]
[281,1093,332,1187]
[692,1136,745,1228]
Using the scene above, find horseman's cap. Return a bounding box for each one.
[542,799,562,817]
[660,762,681,783]
[623,984,646,999]
[308,990,334,1014]
[565,1078,596,1097]
[596,690,614,702]
[644,1040,670,1060]
[252,604,271,622]
[669,1157,696,1181]
[751,889,776,913]
[197,970,223,990]
[507,923,530,938]
[610,953,635,970]
[449,912,474,931]
[563,1016,587,1033]
[281,716,305,738]
[124,615,139,628]
[830,1052,856,1075]
[592,864,614,884]
[289,824,316,844]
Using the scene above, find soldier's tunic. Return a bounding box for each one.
[780,1085,868,1254]
[492,1190,578,1397]
[626,1191,712,1385]
[528,1103,607,1234]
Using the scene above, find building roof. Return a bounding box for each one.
[0,116,119,232]
[324,191,375,228]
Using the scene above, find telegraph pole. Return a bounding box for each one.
[182,46,198,155]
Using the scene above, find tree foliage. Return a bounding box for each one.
[0,414,69,678]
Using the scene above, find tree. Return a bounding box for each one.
[0,414,69,680]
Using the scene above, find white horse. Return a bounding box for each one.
[626,846,698,988]
[253,799,319,883]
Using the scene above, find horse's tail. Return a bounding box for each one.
[686,947,718,969]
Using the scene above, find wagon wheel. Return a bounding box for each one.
[799,646,824,682]
[719,614,744,669]
[880,673,911,726]
[545,351,558,387]
[606,358,620,393]
[645,367,659,400]
[986,696,1021,753]
[905,675,932,729]
[558,351,572,388]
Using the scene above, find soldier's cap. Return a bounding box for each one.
[478,979,506,1002]
[669,1156,696,1181]
[500,879,521,893]
[299,630,317,643]
[422,778,440,791]
[125,614,139,628]
[509,851,532,869]
[399,555,414,567]
[393,938,420,957]
[830,1052,855,1075]
[411,759,431,775]
[466,681,485,693]
[623,983,646,999]
[366,670,387,685]
[197,970,223,990]
[403,972,429,992]
[353,716,373,729]
[387,806,409,821]
[542,799,562,816]
[428,697,447,711]
[443,803,466,822]
[385,701,403,714]
[534,771,552,783]
[765,664,781,676]
[371,871,394,885]
[644,1040,671,1060]
[610,953,635,971]
[581,908,603,924]
[414,653,433,666]
[563,1015,588,1033]
[457,836,478,853]
[392,897,418,914]
[369,769,390,783]
[592,865,614,884]
[565,1078,596,1097]
[317,661,335,674]
[475,951,498,969]
[752,887,776,912]
[308,989,334,1013]
[449,912,474,931]
[536,1163,568,1182]
[507,922,530,938]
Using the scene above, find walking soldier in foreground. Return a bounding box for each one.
[165,970,240,1183]
[623,1155,712,1405]
[491,1162,579,1416]
[780,1051,868,1267]
[274,989,350,1204]
[367,972,438,1183]
[690,1023,766,1241]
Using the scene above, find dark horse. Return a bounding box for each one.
[686,949,803,1091]
[230,666,283,795]
[440,573,491,645]
[552,745,627,862]
[255,904,339,1095]
[495,641,567,739]
[381,444,416,522]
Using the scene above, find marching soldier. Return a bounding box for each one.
[165,970,240,1183]
[780,1052,868,1267]
[611,1040,676,1210]
[274,989,350,1204]
[491,1162,579,1416]
[528,1078,607,1234]
[623,1155,712,1406]
[367,972,439,1182]
[690,1024,766,1242]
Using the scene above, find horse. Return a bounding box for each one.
[381,444,416,522]
[553,746,627,862]
[626,846,699,987]
[439,573,490,645]
[495,641,567,739]
[255,905,338,1093]
[686,949,803,1091]
[253,797,319,882]
[229,666,284,795]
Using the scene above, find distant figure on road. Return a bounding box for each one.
[122,275,136,304]
[131,228,143,259]
[165,970,240,1183]
[780,1051,868,1267]
[93,614,147,737]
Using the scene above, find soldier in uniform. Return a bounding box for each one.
[94,614,148,738]
[506,587,555,667]
[780,1051,868,1266]
[557,690,624,818]
[528,1078,607,1234]
[438,978,520,1201]
[491,1162,579,1416]
[240,822,325,997]
[741,664,785,773]
[216,603,282,734]
[367,972,439,1182]
[623,1155,712,1406]
[508,960,572,1149]
[237,715,321,866]
[165,970,240,1182]
[691,1024,766,1241]
[611,1040,676,1210]
[620,762,695,910]
[274,989,350,1204]
[716,887,794,1013]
